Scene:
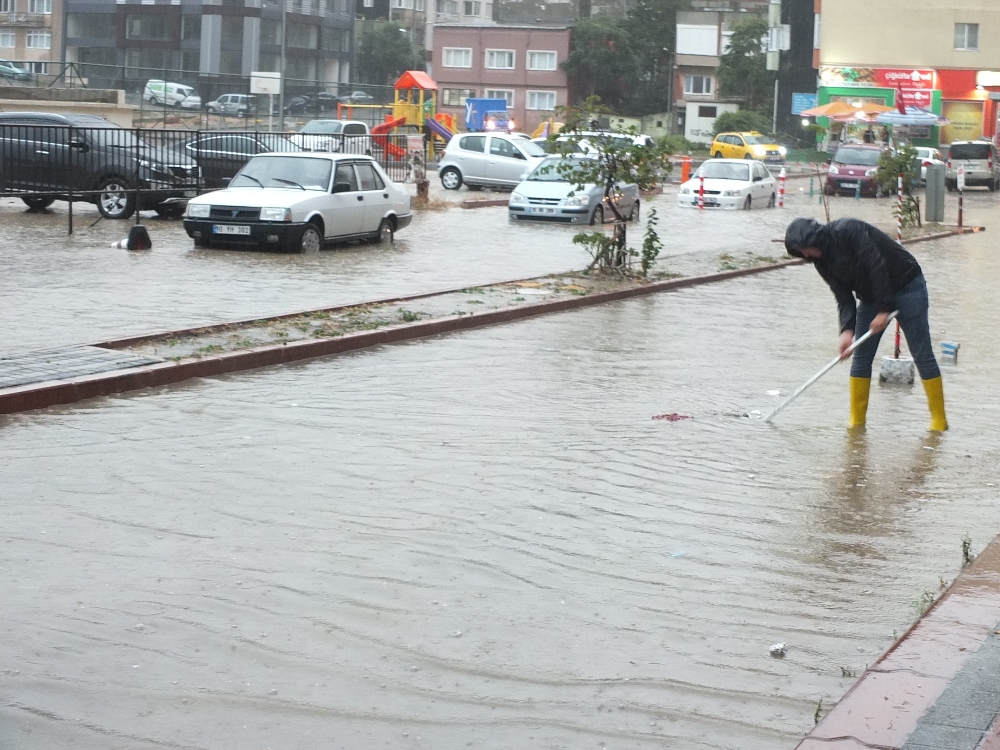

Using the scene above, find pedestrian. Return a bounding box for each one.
[880,125,890,144]
[863,128,875,144]
[784,217,947,431]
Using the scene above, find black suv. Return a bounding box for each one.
[0,112,199,219]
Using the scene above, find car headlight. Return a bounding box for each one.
[828,165,840,175]
[723,190,739,197]
[260,207,292,222]
[510,191,525,204]
[778,146,787,156]
[186,203,210,218]
[564,194,590,206]
[865,168,877,177]
[753,146,766,155]
[680,187,690,194]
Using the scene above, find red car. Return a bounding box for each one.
[824,144,887,197]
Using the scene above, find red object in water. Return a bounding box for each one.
[653,413,691,422]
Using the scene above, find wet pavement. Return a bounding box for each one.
[1,182,999,749]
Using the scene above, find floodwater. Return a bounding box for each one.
[2,179,976,354]
[3,191,1000,747]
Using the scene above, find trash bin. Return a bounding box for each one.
[925,163,946,223]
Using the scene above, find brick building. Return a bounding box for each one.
[0,0,63,73]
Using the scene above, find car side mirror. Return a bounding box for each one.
[221,177,232,186]
[753,176,762,182]
[520,172,528,181]
[332,182,351,194]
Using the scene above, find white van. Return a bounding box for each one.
[143,79,202,110]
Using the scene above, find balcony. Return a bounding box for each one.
[0,13,50,27]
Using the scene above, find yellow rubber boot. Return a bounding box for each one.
[849,377,871,428]
[922,376,948,431]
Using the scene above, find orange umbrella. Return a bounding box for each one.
[829,102,895,122]
[799,101,860,118]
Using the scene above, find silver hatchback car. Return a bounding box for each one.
[946,140,1000,191]
[438,133,547,190]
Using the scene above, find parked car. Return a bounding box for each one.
[945,140,1000,191]
[143,80,202,110]
[0,59,32,82]
[183,152,412,252]
[438,133,548,190]
[677,158,777,210]
[207,94,255,116]
[533,131,656,155]
[710,132,786,164]
[183,132,302,188]
[287,120,371,154]
[913,147,944,185]
[508,156,640,225]
[0,112,198,219]
[338,90,375,104]
[824,143,886,197]
[284,92,339,115]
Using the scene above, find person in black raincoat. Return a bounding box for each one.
[784,217,947,431]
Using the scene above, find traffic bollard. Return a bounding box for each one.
[698,173,705,211]
[778,168,786,208]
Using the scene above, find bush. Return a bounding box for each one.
[711,110,773,137]
[655,134,705,154]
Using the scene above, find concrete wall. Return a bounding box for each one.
[684,100,738,143]
[0,100,137,126]
[821,0,1000,68]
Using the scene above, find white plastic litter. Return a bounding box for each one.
[769,643,787,658]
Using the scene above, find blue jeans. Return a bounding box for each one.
[851,274,941,380]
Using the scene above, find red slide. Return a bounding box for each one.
[371,116,407,158]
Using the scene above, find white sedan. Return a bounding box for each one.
[183,153,411,253]
[678,158,776,210]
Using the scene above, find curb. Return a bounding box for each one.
[460,198,509,209]
[0,260,802,416]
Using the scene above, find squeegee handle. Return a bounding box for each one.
[763,312,898,423]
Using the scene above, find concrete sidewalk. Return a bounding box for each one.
[796,534,1000,750]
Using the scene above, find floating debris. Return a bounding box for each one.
[653,413,691,422]
[769,643,787,659]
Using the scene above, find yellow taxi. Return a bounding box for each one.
[710,132,786,164]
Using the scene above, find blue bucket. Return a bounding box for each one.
[941,342,960,359]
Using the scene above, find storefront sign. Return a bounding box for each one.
[941,101,984,143]
[791,93,818,114]
[898,89,933,108]
[820,67,936,90]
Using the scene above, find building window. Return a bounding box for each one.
[485,88,513,106]
[29,0,52,13]
[526,90,556,110]
[0,30,14,48]
[28,61,47,73]
[26,30,51,48]
[955,23,979,51]
[181,15,201,41]
[463,0,479,14]
[0,0,11,12]
[443,47,471,68]
[442,88,474,106]
[684,75,712,95]
[221,16,243,45]
[526,50,556,71]
[126,16,172,40]
[69,13,113,38]
[415,0,424,10]
[287,22,318,49]
[485,49,514,70]
[698,105,717,118]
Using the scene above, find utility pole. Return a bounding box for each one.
[278,0,287,131]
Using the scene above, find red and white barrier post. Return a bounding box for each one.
[896,172,904,242]
[698,173,705,211]
[778,167,786,208]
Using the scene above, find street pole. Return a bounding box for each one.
[772,78,779,135]
[278,0,287,131]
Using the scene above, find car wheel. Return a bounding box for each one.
[590,204,604,225]
[22,195,55,211]
[990,179,998,193]
[767,193,775,208]
[295,223,322,254]
[440,167,462,190]
[154,203,186,219]
[629,200,640,221]
[743,195,752,210]
[376,218,394,244]
[97,177,136,220]
[946,181,955,192]
[744,154,753,160]
[714,151,723,159]
[149,96,159,106]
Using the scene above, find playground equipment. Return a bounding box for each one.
[465,98,513,132]
[531,119,564,139]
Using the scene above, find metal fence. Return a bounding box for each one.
[0,124,418,230]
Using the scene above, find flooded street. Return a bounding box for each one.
[2,183,999,748]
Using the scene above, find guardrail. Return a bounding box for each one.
[0,125,419,232]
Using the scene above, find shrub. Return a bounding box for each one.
[712,110,773,137]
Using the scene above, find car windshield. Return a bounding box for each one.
[698,162,750,181]
[949,143,991,160]
[302,121,343,134]
[742,135,763,144]
[834,147,881,166]
[528,157,588,181]
[518,140,547,158]
[231,156,332,190]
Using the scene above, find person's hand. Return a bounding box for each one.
[839,330,855,360]
[870,312,891,333]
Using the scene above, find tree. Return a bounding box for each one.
[552,98,672,274]
[717,16,776,114]
[357,23,419,86]
[560,18,639,112]
[621,0,691,116]
[712,109,773,136]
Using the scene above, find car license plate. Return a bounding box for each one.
[841,182,859,188]
[213,224,250,235]
[531,207,555,214]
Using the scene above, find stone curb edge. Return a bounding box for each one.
[0,260,802,416]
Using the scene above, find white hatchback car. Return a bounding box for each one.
[438,132,548,190]
[678,158,776,210]
[183,153,412,252]
[143,79,202,110]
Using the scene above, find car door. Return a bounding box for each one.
[29,121,74,190]
[450,135,487,182]
[322,161,364,238]
[186,136,226,188]
[485,136,529,185]
[355,160,390,232]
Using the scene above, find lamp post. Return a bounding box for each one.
[278,0,287,131]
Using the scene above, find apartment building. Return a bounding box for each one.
[62,0,353,89]
[818,0,1000,145]
[0,0,63,73]
[356,0,427,52]
[432,23,569,132]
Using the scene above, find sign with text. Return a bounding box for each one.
[791,93,818,114]
[941,101,984,143]
[820,67,936,90]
